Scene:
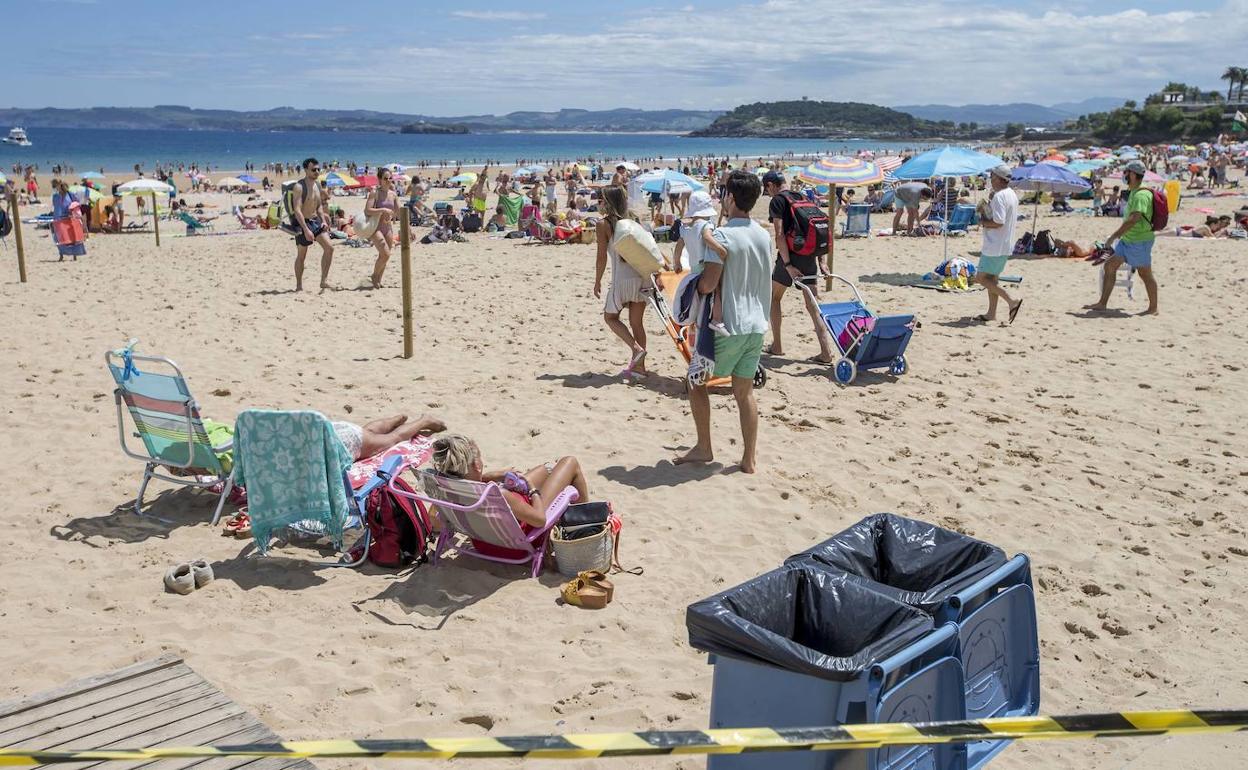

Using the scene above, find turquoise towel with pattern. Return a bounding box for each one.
[233,410,352,553]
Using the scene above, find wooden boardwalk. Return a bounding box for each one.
[0,654,316,770]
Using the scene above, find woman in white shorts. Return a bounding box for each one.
[593,185,650,379]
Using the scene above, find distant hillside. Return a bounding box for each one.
[0,105,724,133]
[895,97,1129,127]
[689,100,952,139]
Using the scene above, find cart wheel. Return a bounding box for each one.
[890,355,908,376]
[753,364,767,389]
[834,358,857,385]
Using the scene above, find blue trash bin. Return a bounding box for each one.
[788,514,1040,769]
[688,563,968,770]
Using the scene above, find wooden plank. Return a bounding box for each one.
[0,663,195,734]
[0,680,217,747]
[46,697,245,752]
[119,723,282,770]
[0,656,182,720]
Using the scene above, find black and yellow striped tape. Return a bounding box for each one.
[0,710,1243,765]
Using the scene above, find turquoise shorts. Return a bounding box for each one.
[1114,239,1154,269]
[713,333,764,379]
[977,254,1009,276]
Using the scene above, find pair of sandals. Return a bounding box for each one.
[621,348,647,379]
[561,570,615,610]
[222,508,251,538]
[975,299,1024,325]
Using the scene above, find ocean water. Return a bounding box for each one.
[0,127,931,174]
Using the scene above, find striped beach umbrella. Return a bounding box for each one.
[797,156,884,187]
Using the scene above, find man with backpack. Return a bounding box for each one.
[762,172,836,363]
[1088,160,1160,316]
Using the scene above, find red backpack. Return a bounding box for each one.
[1142,188,1169,231]
[779,191,829,257]
[364,475,435,568]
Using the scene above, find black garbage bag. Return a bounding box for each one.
[687,563,933,682]
[786,513,1007,613]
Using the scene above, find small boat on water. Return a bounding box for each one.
[3,127,32,146]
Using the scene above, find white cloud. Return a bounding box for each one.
[451,10,547,21]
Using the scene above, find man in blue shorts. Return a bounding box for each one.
[1088,159,1159,315]
[675,171,772,474]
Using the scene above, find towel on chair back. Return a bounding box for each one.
[233,410,353,554]
[673,273,716,386]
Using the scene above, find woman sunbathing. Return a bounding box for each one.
[430,434,590,556]
[1175,215,1232,238]
[331,414,447,461]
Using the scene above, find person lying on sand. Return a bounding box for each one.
[431,434,592,557]
[1174,215,1232,238]
[331,414,447,462]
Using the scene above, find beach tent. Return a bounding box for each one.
[1009,162,1090,235]
[892,146,1003,260]
[796,156,884,273]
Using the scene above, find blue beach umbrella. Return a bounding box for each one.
[891,146,1003,180]
[639,169,705,194]
[1010,161,1091,234]
[239,174,260,184]
[81,171,105,180]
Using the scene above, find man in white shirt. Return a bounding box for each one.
[975,165,1023,324]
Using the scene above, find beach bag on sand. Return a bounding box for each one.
[0,208,10,238]
[1032,230,1055,255]
[363,475,435,568]
[1013,232,1033,255]
[611,218,665,276]
[551,502,643,578]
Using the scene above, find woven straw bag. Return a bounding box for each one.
[550,523,613,577]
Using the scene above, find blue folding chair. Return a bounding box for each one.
[842,203,870,237]
[945,204,977,233]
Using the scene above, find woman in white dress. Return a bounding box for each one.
[593,185,649,378]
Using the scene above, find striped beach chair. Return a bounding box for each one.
[105,343,234,522]
[393,468,578,577]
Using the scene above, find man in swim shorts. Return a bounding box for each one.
[291,157,335,291]
[1086,159,1159,315]
[974,165,1023,324]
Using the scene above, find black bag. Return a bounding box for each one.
[461,211,482,233]
[1033,229,1055,255]
[0,207,10,238]
[779,191,829,257]
[558,501,610,541]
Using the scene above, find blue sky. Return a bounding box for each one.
[11,0,1244,114]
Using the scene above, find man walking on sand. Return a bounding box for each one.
[290,157,334,291]
[675,171,772,474]
[1087,159,1159,316]
[973,165,1023,324]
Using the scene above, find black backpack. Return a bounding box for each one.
[779,191,829,257]
[461,211,482,233]
[0,207,10,238]
[1033,230,1055,255]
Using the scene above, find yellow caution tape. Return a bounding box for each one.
[0,710,1243,764]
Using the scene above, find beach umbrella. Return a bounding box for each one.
[525,164,548,173]
[797,157,884,274]
[354,174,379,188]
[68,184,103,202]
[447,172,477,185]
[1010,161,1091,235]
[80,171,104,180]
[0,173,7,184]
[117,178,174,248]
[238,174,260,184]
[1067,160,1107,175]
[891,146,1003,181]
[384,163,406,173]
[616,161,640,172]
[318,171,358,188]
[875,156,904,172]
[217,176,246,188]
[1111,169,1166,184]
[1044,153,1069,164]
[638,169,704,194]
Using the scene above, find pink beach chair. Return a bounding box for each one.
[389,467,578,577]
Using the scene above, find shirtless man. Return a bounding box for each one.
[290,157,335,291]
[611,164,628,187]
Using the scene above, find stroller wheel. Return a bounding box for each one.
[890,355,908,376]
[834,358,857,385]
[753,365,767,389]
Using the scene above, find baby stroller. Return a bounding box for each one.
[792,274,917,385]
[644,271,766,390]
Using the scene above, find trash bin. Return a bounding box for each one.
[688,563,968,770]
[785,513,1008,621]
[787,514,1040,769]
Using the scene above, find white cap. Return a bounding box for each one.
[686,190,716,219]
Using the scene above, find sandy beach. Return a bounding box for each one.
[1,171,1245,770]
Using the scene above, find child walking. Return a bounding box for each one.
[674,191,730,335]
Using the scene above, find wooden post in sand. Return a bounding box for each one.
[400,213,413,359]
[826,185,838,290]
[151,191,160,248]
[8,192,26,283]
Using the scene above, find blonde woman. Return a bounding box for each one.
[594,185,649,378]
[363,167,398,288]
[431,435,591,560]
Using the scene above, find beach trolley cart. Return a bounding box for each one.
[788,514,1041,770]
[793,274,916,385]
[645,271,766,390]
[688,562,968,770]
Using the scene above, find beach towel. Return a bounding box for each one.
[499,193,524,227]
[233,410,352,554]
[673,275,716,386]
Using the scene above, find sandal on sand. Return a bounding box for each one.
[190,559,214,589]
[1008,299,1023,325]
[578,570,614,602]
[164,563,195,595]
[973,314,992,323]
[561,577,609,609]
[223,510,251,538]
